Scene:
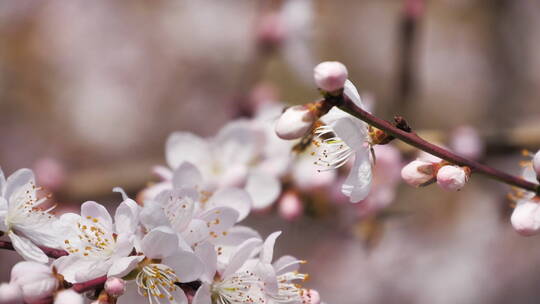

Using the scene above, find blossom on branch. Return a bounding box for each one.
[0,168,62,263]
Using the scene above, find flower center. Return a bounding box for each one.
[64,216,115,257]
[212,271,266,304]
[7,182,55,229]
[136,264,179,302]
[312,125,353,171]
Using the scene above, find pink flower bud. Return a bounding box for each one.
[278,191,304,221]
[0,283,23,304]
[54,289,83,304]
[511,199,540,236]
[401,160,435,187]
[533,150,540,179]
[104,277,126,297]
[302,289,321,304]
[275,105,315,140]
[10,262,58,303]
[313,61,348,92]
[436,165,469,191]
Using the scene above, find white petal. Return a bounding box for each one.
[331,117,368,151]
[11,262,57,303]
[213,120,260,167]
[320,107,351,125]
[273,255,301,275]
[80,201,113,232]
[180,219,209,246]
[260,231,281,264]
[5,169,35,206]
[215,226,262,246]
[112,187,129,201]
[8,231,48,263]
[194,242,217,283]
[16,224,62,250]
[0,167,5,195]
[173,287,188,304]
[172,162,203,189]
[112,233,134,258]
[139,200,168,230]
[139,181,172,202]
[344,79,366,110]
[257,262,278,295]
[166,132,212,170]
[152,165,173,181]
[206,188,251,222]
[74,260,112,283]
[162,188,198,233]
[107,256,144,278]
[191,283,211,304]
[114,199,139,235]
[0,198,8,231]
[222,238,262,279]
[10,261,52,282]
[164,250,204,282]
[53,255,108,283]
[141,226,179,259]
[342,148,373,203]
[245,171,281,210]
[199,207,239,240]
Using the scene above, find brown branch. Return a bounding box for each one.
[72,275,107,293]
[0,240,68,258]
[329,95,540,194]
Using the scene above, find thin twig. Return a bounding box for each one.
[329,95,540,194]
[72,275,107,293]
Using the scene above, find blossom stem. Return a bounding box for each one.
[72,275,107,293]
[0,240,68,258]
[330,95,540,194]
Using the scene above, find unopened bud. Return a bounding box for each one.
[278,191,304,221]
[436,165,469,191]
[314,61,348,92]
[0,283,23,304]
[401,160,435,187]
[511,199,540,236]
[302,289,321,304]
[533,150,540,179]
[54,289,83,304]
[10,261,57,303]
[104,277,126,297]
[275,105,316,140]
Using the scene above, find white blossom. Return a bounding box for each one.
[0,168,61,263]
[312,80,373,203]
[134,226,204,304]
[150,119,282,210]
[53,197,140,283]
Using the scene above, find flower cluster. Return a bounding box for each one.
[0,158,319,303]
[1,58,538,303]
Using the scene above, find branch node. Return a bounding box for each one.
[394,115,412,133]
